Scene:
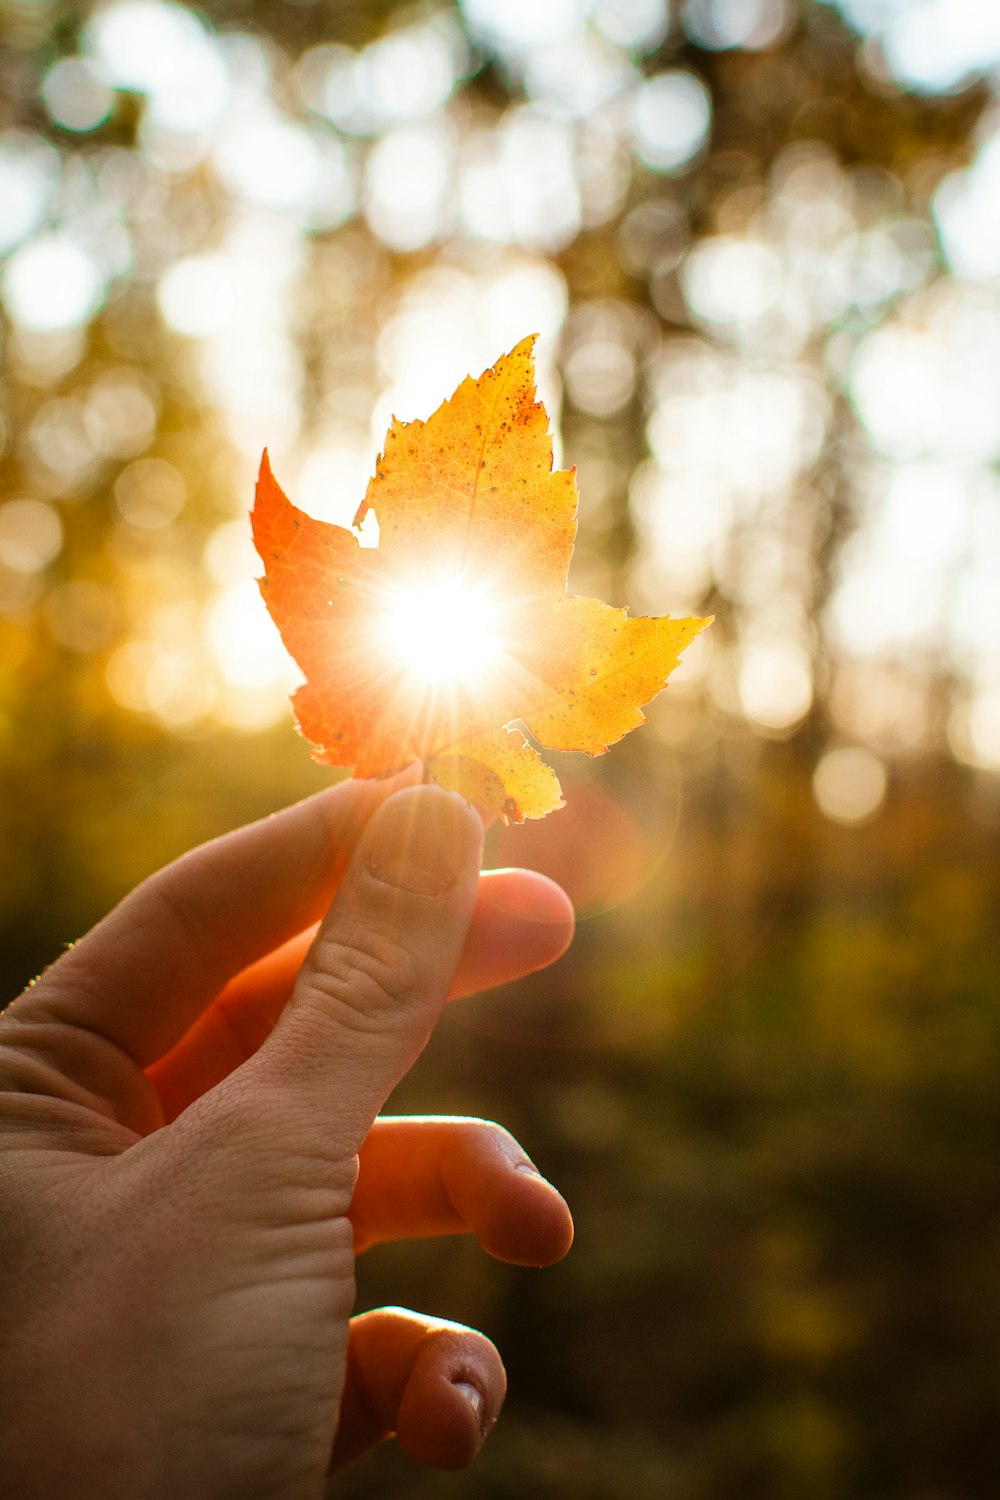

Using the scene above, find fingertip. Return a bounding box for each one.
[396,1334,506,1470]
[449,869,575,1001]
[480,867,576,937]
[434,1122,575,1267]
[520,1164,576,1263]
[480,1162,575,1267]
[364,785,484,898]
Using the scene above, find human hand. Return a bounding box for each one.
[0,777,574,1498]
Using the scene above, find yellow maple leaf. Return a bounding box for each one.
[251,335,711,821]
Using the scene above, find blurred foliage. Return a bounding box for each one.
[2,0,1000,1496]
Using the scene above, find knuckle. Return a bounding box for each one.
[459,1116,517,1156]
[301,936,428,1034]
[139,874,219,963]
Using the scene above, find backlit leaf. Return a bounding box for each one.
[252,336,711,820]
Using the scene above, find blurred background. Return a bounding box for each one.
[2,0,1000,1493]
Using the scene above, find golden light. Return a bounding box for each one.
[379,573,504,688]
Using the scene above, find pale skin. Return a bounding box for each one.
[0,773,575,1498]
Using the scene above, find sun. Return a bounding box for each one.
[378,572,505,688]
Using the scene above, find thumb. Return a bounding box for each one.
[230,785,483,1159]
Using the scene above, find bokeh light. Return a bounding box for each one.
[85,0,229,131]
[365,121,454,251]
[41,57,115,133]
[738,639,813,734]
[0,133,58,255]
[114,458,185,530]
[2,234,105,331]
[459,0,585,52]
[593,0,669,51]
[631,71,712,174]
[157,255,235,338]
[832,0,1000,95]
[949,684,1000,772]
[813,743,888,824]
[683,0,791,51]
[0,499,62,573]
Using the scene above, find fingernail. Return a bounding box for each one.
[452,1380,484,1423]
[514,1160,545,1180]
[366,788,481,898]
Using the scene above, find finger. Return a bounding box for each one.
[230,786,483,1155]
[331,1308,506,1472]
[351,1117,574,1265]
[148,870,573,1122]
[457,867,574,995]
[0,772,419,1121]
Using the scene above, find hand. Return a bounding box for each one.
[0,777,574,1498]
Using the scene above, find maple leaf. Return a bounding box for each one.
[251,336,711,822]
